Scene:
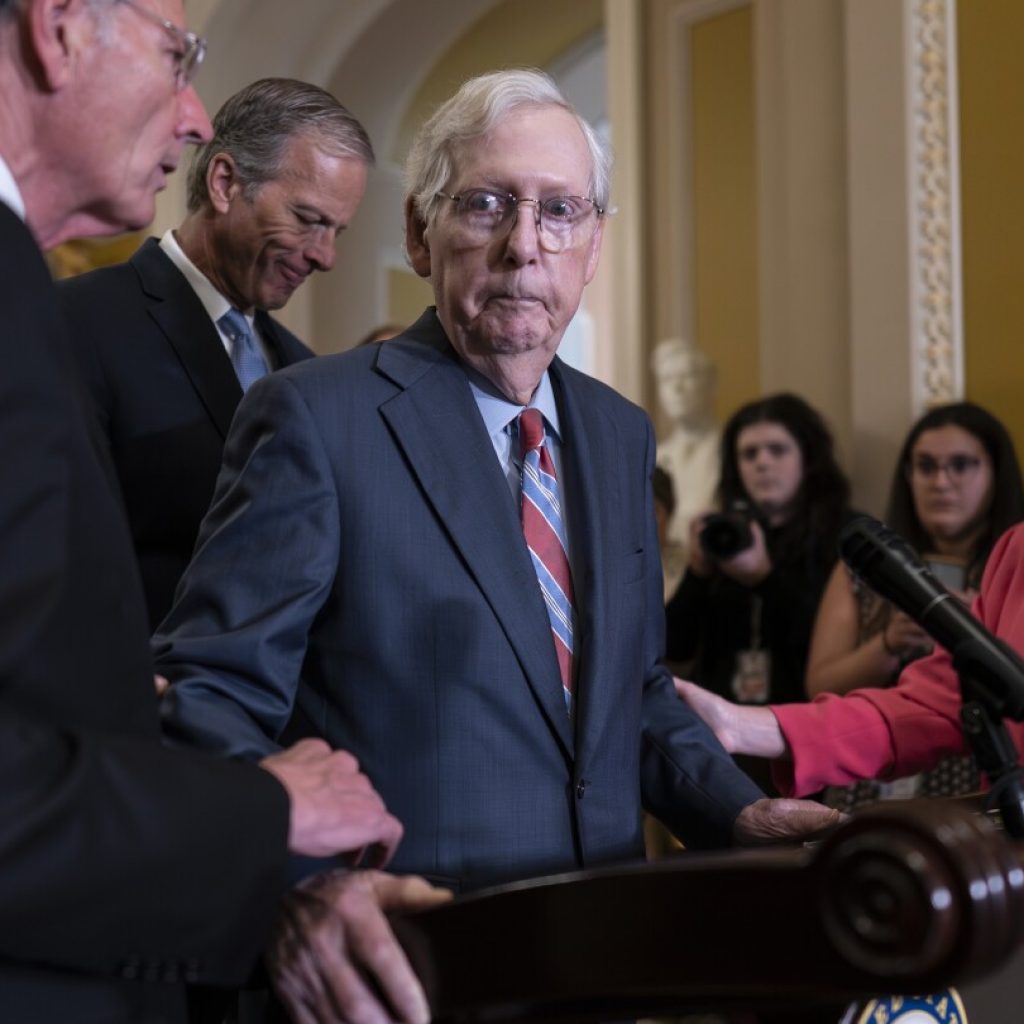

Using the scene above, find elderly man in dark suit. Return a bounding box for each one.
[0,2,445,1022]
[157,69,839,895]
[60,76,371,628]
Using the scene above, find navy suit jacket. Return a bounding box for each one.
[58,237,314,628]
[157,309,762,892]
[0,206,289,1022]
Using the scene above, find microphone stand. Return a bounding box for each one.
[955,651,1024,838]
[838,516,1024,836]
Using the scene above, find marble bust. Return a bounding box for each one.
[651,338,721,595]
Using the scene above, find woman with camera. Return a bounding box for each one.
[673,402,1024,806]
[665,394,853,723]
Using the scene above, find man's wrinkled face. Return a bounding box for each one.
[74,0,212,233]
[212,132,368,312]
[410,105,604,371]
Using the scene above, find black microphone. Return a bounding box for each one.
[838,515,1024,720]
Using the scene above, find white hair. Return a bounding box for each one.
[405,68,612,226]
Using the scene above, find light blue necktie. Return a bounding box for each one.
[219,308,268,392]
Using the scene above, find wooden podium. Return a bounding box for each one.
[391,803,1024,1022]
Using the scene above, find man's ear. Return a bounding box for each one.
[27,0,91,92]
[404,195,432,279]
[206,153,243,214]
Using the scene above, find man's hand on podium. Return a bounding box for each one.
[733,797,844,845]
[269,869,452,1024]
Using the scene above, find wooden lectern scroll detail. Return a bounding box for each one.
[390,803,1024,1022]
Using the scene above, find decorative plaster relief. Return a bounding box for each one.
[907,0,964,409]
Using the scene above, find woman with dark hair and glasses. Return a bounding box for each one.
[886,402,1024,588]
[674,403,1024,806]
[809,403,1023,695]
[803,402,1024,805]
[665,393,853,736]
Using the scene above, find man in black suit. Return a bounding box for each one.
[0,2,443,1022]
[60,76,372,628]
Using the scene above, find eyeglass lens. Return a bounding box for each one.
[911,455,981,479]
[447,189,597,252]
[123,0,206,90]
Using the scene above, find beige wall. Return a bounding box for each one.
[65,0,1024,499]
[755,1,849,450]
[640,0,852,474]
[635,0,1022,515]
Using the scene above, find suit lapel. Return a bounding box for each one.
[256,310,307,369]
[131,239,241,439]
[377,315,575,756]
[550,360,623,760]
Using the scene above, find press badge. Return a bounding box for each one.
[731,648,770,703]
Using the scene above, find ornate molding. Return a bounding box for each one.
[906,0,964,409]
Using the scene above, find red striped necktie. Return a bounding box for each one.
[518,408,576,703]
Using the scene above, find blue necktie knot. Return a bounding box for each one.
[219,308,268,393]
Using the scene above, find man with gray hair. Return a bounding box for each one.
[157,66,840,909]
[60,76,373,627]
[0,5,444,1021]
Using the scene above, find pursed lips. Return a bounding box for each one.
[485,293,542,307]
[278,262,308,287]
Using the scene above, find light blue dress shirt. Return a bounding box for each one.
[465,365,577,713]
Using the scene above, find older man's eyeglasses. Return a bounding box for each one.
[122,0,207,92]
[908,454,982,483]
[437,188,604,254]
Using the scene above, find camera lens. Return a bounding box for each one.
[700,513,754,560]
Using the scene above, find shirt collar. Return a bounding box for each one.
[464,364,562,446]
[159,228,252,328]
[0,153,26,221]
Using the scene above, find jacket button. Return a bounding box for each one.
[575,779,586,799]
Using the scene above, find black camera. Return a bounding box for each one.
[699,502,756,560]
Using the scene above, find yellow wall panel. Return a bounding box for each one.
[690,6,759,423]
[959,2,1024,453]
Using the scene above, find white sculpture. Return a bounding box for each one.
[651,338,721,598]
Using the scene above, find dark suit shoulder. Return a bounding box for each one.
[57,249,144,299]
[56,241,214,393]
[252,344,387,419]
[56,238,172,326]
[258,310,314,366]
[0,204,48,276]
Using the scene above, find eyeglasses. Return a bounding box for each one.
[122,0,207,92]
[437,188,604,254]
[908,454,983,482]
